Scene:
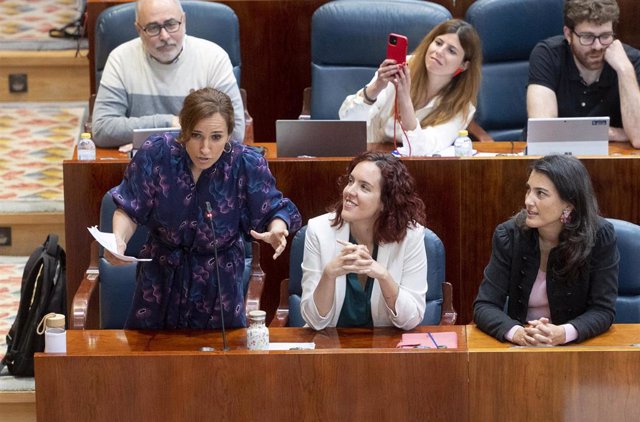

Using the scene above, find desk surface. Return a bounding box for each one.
[36,326,469,422]
[35,325,640,422]
[467,324,640,421]
[88,140,640,160]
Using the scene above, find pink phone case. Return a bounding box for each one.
[386,33,408,65]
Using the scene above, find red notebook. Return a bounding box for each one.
[396,332,458,349]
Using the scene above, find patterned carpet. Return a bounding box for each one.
[0,256,26,362]
[0,0,87,50]
[0,102,86,213]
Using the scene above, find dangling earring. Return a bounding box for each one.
[453,67,465,77]
[560,208,572,224]
[223,141,232,154]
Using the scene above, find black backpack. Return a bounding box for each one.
[1,234,67,377]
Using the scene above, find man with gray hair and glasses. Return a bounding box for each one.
[527,0,640,147]
[92,0,245,148]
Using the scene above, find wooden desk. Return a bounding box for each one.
[63,142,640,325]
[35,326,468,422]
[467,324,640,421]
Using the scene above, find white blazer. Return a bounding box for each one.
[300,213,428,330]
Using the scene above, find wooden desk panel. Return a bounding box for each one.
[35,326,468,422]
[467,325,640,422]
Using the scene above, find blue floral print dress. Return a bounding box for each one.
[111,135,301,329]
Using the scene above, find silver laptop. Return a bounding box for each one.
[526,117,609,156]
[276,120,367,157]
[132,127,181,150]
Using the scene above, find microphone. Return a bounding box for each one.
[205,201,228,351]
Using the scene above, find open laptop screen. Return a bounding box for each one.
[526,117,609,156]
[276,120,367,158]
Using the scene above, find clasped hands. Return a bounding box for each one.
[323,239,387,280]
[512,317,566,347]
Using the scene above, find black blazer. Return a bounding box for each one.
[473,217,619,343]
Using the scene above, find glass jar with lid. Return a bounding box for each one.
[246,310,269,350]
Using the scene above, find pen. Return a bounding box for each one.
[427,332,440,349]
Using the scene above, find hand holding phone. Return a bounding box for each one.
[386,33,408,65]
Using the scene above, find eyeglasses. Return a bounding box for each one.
[138,18,182,37]
[571,30,615,46]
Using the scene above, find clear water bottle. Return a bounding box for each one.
[37,313,67,353]
[454,129,473,157]
[246,310,269,350]
[77,132,96,160]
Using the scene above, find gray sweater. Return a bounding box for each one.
[92,35,245,147]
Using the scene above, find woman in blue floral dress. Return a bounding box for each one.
[110,87,301,329]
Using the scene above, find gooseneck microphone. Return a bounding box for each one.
[205,201,228,351]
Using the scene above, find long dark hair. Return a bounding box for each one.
[331,152,426,244]
[516,155,599,283]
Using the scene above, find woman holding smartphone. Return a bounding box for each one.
[339,19,482,156]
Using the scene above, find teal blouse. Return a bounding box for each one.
[337,239,379,328]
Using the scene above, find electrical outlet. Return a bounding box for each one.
[0,227,11,246]
[9,74,28,93]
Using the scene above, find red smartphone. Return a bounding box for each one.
[386,33,408,65]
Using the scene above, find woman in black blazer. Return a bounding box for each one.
[474,154,619,345]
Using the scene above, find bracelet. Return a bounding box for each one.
[362,85,377,104]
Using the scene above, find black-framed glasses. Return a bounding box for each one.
[571,30,615,46]
[139,18,182,37]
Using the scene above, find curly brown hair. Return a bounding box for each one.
[564,0,620,30]
[330,152,426,244]
[177,87,235,144]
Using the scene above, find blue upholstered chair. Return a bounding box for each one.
[607,218,640,323]
[303,0,452,119]
[94,1,241,88]
[271,225,456,327]
[465,0,564,141]
[71,192,264,329]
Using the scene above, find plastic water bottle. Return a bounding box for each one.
[77,132,96,160]
[454,129,473,157]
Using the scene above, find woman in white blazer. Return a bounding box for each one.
[300,152,428,330]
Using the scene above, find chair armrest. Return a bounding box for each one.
[270,278,290,327]
[244,241,265,316]
[71,241,100,329]
[298,87,312,120]
[84,93,97,133]
[467,120,494,142]
[439,282,457,326]
[240,88,254,143]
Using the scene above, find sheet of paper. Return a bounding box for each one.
[268,342,316,351]
[87,226,151,262]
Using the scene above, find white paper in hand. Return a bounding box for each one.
[87,226,151,262]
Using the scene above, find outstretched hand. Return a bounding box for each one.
[250,218,289,259]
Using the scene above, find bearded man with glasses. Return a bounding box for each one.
[527,0,640,148]
[92,0,245,148]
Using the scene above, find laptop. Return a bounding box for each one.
[526,117,609,156]
[276,120,367,157]
[132,127,181,150]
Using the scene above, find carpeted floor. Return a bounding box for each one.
[0,0,87,51]
[0,102,87,213]
[0,256,26,362]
